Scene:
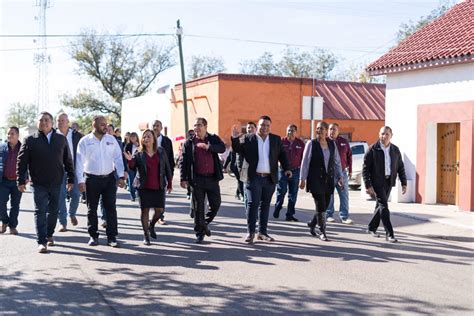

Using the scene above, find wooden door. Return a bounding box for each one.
[437,123,460,205]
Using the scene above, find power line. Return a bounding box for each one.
[0,33,174,38]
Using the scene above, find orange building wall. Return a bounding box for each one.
[171,79,220,152]
[171,77,384,153]
[218,79,383,144]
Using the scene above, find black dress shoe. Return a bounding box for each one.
[244,233,255,244]
[257,233,275,241]
[307,222,317,236]
[149,222,157,239]
[319,233,328,241]
[88,237,99,246]
[204,226,211,237]
[195,234,204,244]
[273,208,280,219]
[285,216,299,222]
[367,230,380,238]
[386,236,398,243]
[143,235,151,246]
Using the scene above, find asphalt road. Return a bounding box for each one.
[1,175,473,315]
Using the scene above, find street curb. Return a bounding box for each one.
[392,212,474,231]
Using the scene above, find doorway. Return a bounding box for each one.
[437,123,460,205]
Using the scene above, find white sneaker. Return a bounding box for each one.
[326,217,335,223]
[341,218,353,224]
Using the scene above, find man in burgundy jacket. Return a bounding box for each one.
[326,123,353,224]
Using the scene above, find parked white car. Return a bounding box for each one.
[349,141,369,189]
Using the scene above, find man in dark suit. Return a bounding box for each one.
[363,126,407,243]
[17,111,75,253]
[56,112,83,231]
[152,120,175,225]
[180,117,225,243]
[231,115,291,244]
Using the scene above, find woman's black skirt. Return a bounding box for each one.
[137,188,165,209]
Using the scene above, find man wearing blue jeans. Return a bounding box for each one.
[231,115,291,244]
[17,112,75,253]
[56,112,83,231]
[273,124,305,221]
[0,127,26,235]
[326,123,353,224]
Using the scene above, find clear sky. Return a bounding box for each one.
[0,0,449,126]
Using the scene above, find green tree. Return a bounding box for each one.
[240,48,338,79]
[396,0,455,43]
[240,52,281,76]
[333,62,385,83]
[65,30,176,123]
[5,103,37,128]
[188,55,226,79]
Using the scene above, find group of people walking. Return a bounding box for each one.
[0,111,407,253]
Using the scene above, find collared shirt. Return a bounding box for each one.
[3,142,20,179]
[75,133,125,183]
[157,135,163,147]
[45,130,53,144]
[381,142,391,176]
[300,139,343,181]
[256,133,271,173]
[282,137,305,170]
[333,136,352,173]
[193,136,214,175]
[58,128,74,159]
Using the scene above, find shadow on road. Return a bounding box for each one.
[0,268,470,315]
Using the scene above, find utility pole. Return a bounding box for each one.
[176,20,189,135]
[310,76,315,139]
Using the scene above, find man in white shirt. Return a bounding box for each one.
[76,116,125,247]
[231,115,291,244]
[56,112,83,231]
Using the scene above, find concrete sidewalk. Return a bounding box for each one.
[343,189,474,231]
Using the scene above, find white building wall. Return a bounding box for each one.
[121,93,172,138]
[385,63,474,202]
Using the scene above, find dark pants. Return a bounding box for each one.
[231,166,244,198]
[246,176,276,235]
[274,168,300,218]
[32,184,61,245]
[127,170,137,200]
[310,192,332,233]
[368,178,394,237]
[191,176,221,236]
[0,179,22,229]
[85,173,118,240]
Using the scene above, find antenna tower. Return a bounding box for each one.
[33,0,51,113]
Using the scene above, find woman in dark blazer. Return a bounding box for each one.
[124,129,172,245]
[299,121,343,241]
[124,132,140,202]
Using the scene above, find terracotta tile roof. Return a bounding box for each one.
[175,73,385,121]
[367,0,473,74]
[315,80,385,120]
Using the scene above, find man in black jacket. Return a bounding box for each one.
[152,120,175,225]
[363,126,407,243]
[231,115,291,244]
[180,117,225,243]
[17,111,74,253]
[56,112,83,231]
